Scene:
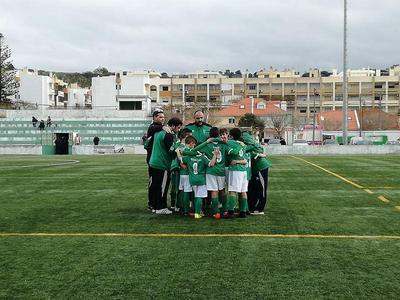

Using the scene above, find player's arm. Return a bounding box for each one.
[209,148,219,167]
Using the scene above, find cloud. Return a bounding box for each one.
[1,0,399,73]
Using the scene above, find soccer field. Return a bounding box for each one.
[1,154,400,298]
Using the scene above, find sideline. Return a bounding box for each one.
[1,232,400,240]
[290,156,364,188]
[291,156,397,208]
[0,160,80,169]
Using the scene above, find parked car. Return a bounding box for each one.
[308,141,322,145]
[387,140,400,145]
[267,138,282,146]
[293,139,309,146]
[353,140,373,145]
[323,139,338,145]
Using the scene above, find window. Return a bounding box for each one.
[248,84,256,90]
[375,84,383,88]
[116,84,121,90]
[119,101,142,110]
[162,86,169,91]
[299,109,307,113]
[228,118,235,124]
[257,103,265,109]
[150,86,157,91]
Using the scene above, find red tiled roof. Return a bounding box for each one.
[317,108,399,130]
[217,98,286,117]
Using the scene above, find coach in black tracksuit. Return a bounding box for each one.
[148,117,182,214]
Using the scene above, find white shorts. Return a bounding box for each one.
[179,175,192,192]
[228,170,248,193]
[225,167,229,185]
[206,174,225,191]
[192,185,208,198]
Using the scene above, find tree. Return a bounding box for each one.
[93,67,110,77]
[0,33,18,103]
[238,113,265,129]
[265,112,291,138]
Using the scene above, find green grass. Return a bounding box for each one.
[1,154,400,299]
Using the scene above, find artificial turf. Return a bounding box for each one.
[1,154,400,298]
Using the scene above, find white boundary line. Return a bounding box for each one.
[0,232,400,240]
[0,160,80,169]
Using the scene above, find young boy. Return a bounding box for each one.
[178,136,218,219]
[226,128,248,218]
[170,128,192,212]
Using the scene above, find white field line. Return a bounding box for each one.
[0,160,80,170]
[1,232,400,240]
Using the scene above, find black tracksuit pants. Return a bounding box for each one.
[248,168,269,212]
[148,167,171,210]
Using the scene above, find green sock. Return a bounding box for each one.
[183,192,190,213]
[177,191,183,209]
[228,195,236,211]
[195,197,203,214]
[220,194,227,212]
[211,197,219,214]
[239,198,247,212]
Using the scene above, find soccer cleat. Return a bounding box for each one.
[194,213,202,219]
[222,211,228,218]
[155,208,173,215]
[239,212,247,218]
[213,213,221,219]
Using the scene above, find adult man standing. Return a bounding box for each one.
[185,110,212,144]
[148,117,182,214]
[145,110,172,211]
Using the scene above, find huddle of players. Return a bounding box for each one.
[171,126,271,219]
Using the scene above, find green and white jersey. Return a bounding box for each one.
[244,151,252,180]
[182,154,210,186]
[149,131,176,170]
[201,142,226,176]
[184,123,211,143]
[226,140,246,172]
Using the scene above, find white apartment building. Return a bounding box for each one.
[66,83,90,108]
[16,68,55,108]
[91,71,153,116]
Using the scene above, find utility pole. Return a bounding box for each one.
[342,0,348,144]
[0,33,3,102]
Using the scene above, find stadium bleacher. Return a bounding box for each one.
[0,119,150,145]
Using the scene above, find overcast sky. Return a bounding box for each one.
[1,0,399,74]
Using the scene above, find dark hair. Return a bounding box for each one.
[209,127,219,138]
[179,128,192,139]
[152,109,164,118]
[229,128,242,141]
[185,135,197,145]
[167,117,183,127]
[219,128,228,135]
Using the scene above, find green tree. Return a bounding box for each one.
[93,67,110,77]
[0,33,18,103]
[238,113,265,129]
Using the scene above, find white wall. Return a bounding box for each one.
[67,87,87,107]
[19,74,52,107]
[91,76,116,108]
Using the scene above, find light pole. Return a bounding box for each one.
[342,0,348,144]
[0,33,3,102]
[312,88,318,144]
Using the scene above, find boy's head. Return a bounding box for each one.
[209,127,219,138]
[219,128,228,142]
[167,117,183,133]
[229,128,242,141]
[185,135,197,149]
[179,128,192,140]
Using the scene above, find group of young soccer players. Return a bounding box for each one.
[169,125,271,219]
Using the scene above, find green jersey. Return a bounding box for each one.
[202,142,226,176]
[182,154,210,186]
[184,123,211,143]
[149,131,175,170]
[253,155,272,173]
[226,140,246,171]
